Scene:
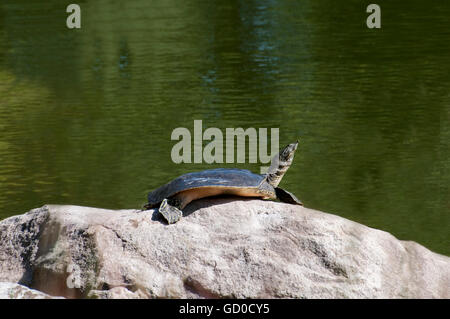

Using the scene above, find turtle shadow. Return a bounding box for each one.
[136,206,166,223]
[182,195,259,218]
[149,209,164,222]
[141,196,262,225]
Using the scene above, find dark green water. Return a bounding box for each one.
[0,0,448,255]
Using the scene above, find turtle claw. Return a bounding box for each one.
[159,199,183,224]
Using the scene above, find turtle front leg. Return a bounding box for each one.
[275,187,303,206]
[159,198,183,224]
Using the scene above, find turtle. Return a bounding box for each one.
[144,141,302,224]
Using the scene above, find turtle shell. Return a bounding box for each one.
[147,168,267,207]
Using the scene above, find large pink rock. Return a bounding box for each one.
[0,199,448,298]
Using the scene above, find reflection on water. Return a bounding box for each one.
[0,0,448,255]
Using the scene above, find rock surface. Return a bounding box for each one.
[0,282,62,299]
[0,198,449,299]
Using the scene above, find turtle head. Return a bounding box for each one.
[266,141,299,187]
[279,140,298,163]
